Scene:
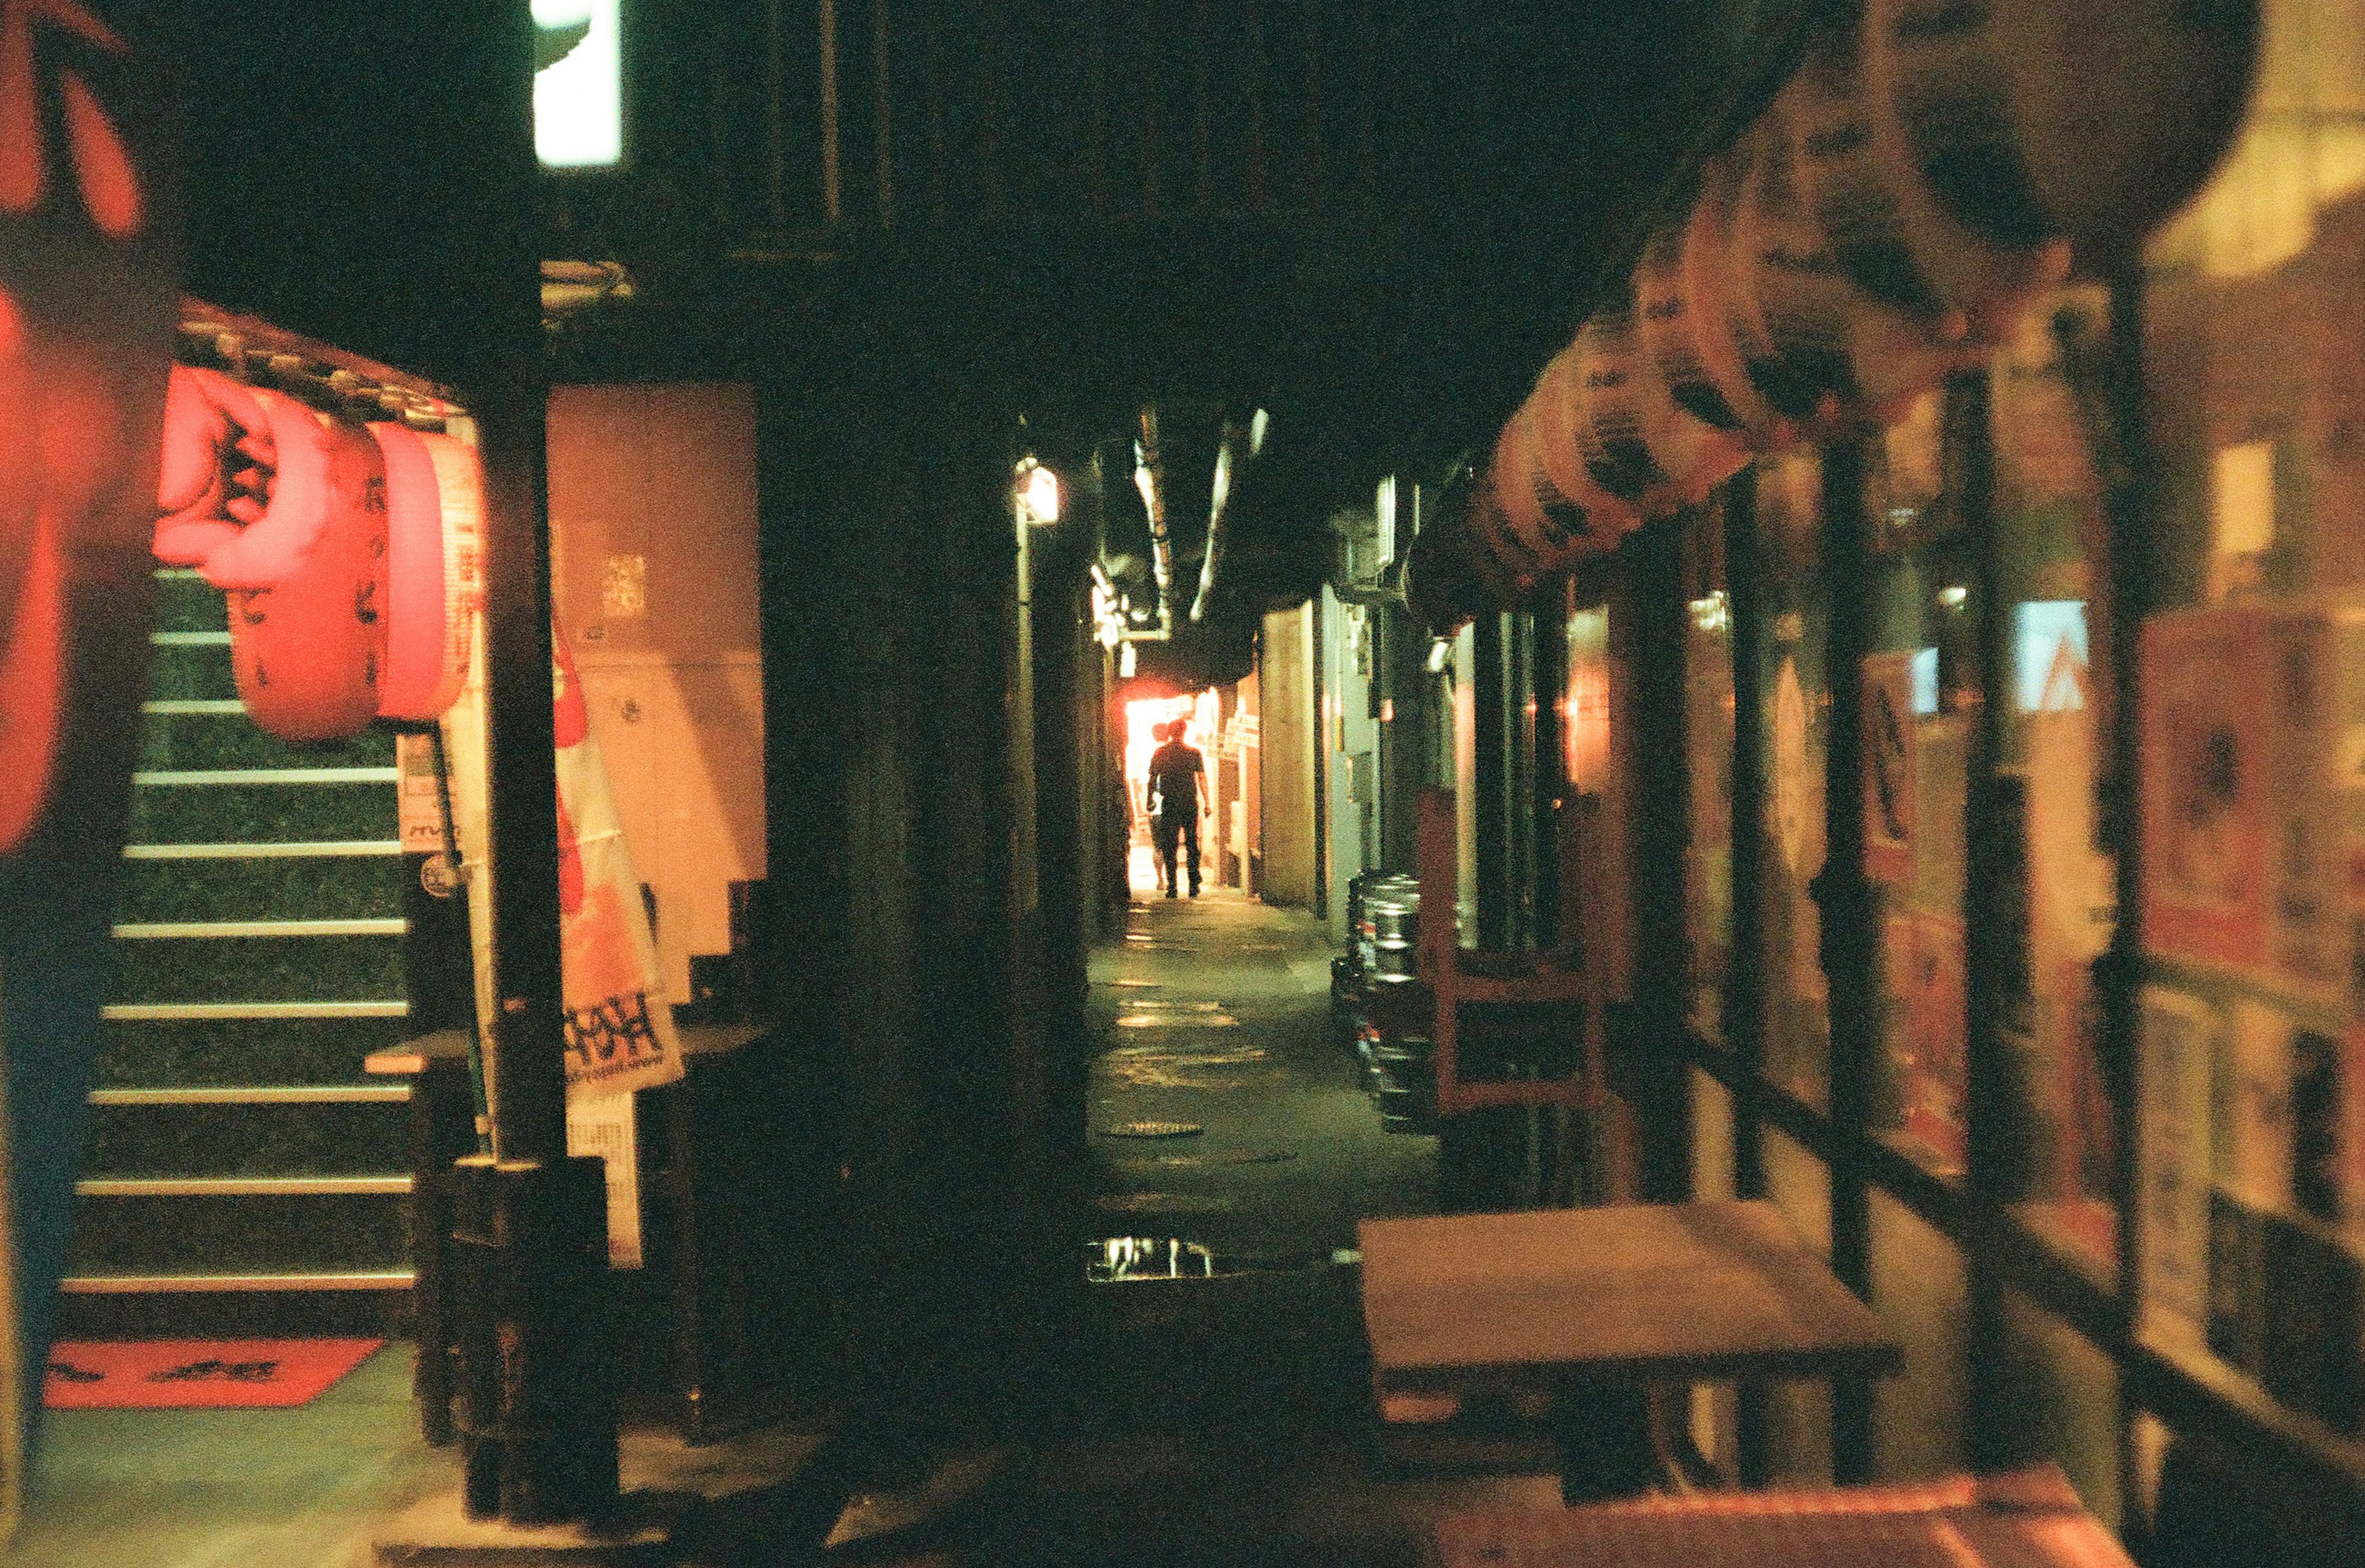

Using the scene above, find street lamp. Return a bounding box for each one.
[1016,457,1060,525]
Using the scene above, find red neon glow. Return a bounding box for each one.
[0,504,63,851]
[0,0,140,237]
[552,625,590,916]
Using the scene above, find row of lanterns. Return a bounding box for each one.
[1451,0,2253,604]
[155,365,482,742]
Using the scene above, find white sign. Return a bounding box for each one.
[535,0,623,169]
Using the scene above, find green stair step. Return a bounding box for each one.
[92,1016,422,1088]
[108,932,404,1006]
[139,709,395,772]
[116,849,408,923]
[64,1193,408,1274]
[152,569,227,634]
[81,1099,410,1179]
[144,640,237,701]
[128,772,398,843]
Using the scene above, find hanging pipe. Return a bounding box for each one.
[1188,408,1266,624]
[1133,405,1173,634]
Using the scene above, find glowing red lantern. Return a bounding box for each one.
[225,403,389,742]
[0,285,61,852]
[1679,146,1786,454]
[155,376,357,592]
[153,365,269,568]
[1529,346,1639,543]
[368,422,481,722]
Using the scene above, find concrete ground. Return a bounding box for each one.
[9,889,1570,1566]
[12,1342,448,1568]
[853,887,1565,1567]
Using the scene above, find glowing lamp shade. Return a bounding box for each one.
[226,410,389,743]
[369,422,482,722]
[1024,463,1061,523]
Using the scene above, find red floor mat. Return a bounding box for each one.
[41,1338,384,1408]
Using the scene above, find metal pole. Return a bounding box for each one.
[444,1,617,1524]
[873,0,895,225]
[1814,437,1878,1484]
[820,0,843,224]
[477,392,565,1171]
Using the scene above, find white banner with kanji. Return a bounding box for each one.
[550,618,684,1098]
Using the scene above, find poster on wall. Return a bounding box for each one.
[2223,998,2295,1214]
[2140,607,2271,974]
[1903,913,1968,1173]
[2138,987,2215,1341]
[1862,652,1917,885]
[2261,607,2365,1006]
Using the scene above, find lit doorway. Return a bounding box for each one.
[1122,689,1219,895]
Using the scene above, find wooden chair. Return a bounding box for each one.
[1415,787,1607,1120]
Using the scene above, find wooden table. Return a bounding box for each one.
[1430,1466,2135,1567]
[1360,1201,1902,1500]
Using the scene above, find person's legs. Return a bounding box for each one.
[1181,811,1201,896]
[1156,814,1181,897]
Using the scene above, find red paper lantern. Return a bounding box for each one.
[368,422,480,722]
[1529,346,1641,542]
[153,365,274,577]
[225,400,388,743]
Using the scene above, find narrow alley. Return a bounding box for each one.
[841,891,1559,1567]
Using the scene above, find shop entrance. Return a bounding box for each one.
[1121,685,1220,894]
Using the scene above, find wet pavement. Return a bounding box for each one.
[852,889,1564,1567]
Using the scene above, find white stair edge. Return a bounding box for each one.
[103,1001,410,1022]
[76,1174,412,1198]
[123,840,406,860]
[142,698,247,716]
[133,767,398,786]
[59,1271,414,1294]
[89,1085,411,1107]
[113,918,407,940]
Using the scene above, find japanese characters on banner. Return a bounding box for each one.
[550,621,684,1101]
[440,610,681,1268]
[396,729,446,853]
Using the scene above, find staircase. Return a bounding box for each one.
[60,568,418,1332]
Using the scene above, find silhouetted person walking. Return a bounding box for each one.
[1148,721,1206,898]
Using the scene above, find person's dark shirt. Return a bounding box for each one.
[1148,739,1205,818]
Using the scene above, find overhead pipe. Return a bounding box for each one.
[1187,408,1265,624]
[1410,0,2257,631]
[1132,405,1173,634]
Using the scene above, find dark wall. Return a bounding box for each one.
[756,327,1073,1436]
[168,3,540,393]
